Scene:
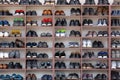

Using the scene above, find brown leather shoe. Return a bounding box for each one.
[55,10,60,15]
[42,10,48,15]
[60,10,65,15]
[47,10,52,15]
[2,64,8,69]
[0,64,3,69]
[32,74,37,80]
[26,74,31,80]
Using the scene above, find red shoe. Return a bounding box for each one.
[47,18,52,26]
[42,18,47,26]
[19,10,24,15]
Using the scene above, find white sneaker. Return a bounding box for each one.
[0,52,3,58]
[87,40,92,48]
[111,61,117,69]
[117,61,120,69]
[0,32,3,37]
[56,32,60,37]
[82,40,87,47]
[4,32,9,37]
[3,52,9,58]
[61,33,66,37]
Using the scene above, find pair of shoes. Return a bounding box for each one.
[10,0,19,4]
[56,0,68,5]
[41,32,52,37]
[97,31,108,37]
[42,10,52,15]
[71,8,81,15]
[82,39,92,48]
[26,51,37,58]
[26,74,37,80]
[111,40,120,48]
[39,61,52,69]
[55,42,65,48]
[111,31,120,37]
[19,0,41,5]
[111,71,120,80]
[55,18,67,26]
[69,19,81,26]
[0,20,10,26]
[55,51,66,58]
[41,18,52,26]
[96,6,108,15]
[0,52,9,58]
[69,52,81,58]
[112,61,120,69]
[44,0,55,5]
[82,74,93,80]
[0,0,10,4]
[0,74,23,80]
[26,30,38,37]
[67,73,79,79]
[10,30,21,37]
[41,74,52,80]
[37,41,48,48]
[0,10,13,16]
[37,53,48,58]
[29,0,42,5]
[82,19,93,26]
[68,42,79,48]
[82,52,94,58]
[8,62,22,69]
[98,0,109,5]
[55,61,66,69]
[95,74,107,80]
[14,10,24,16]
[26,10,37,16]
[9,50,20,58]
[69,0,81,5]
[0,32,9,37]
[0,64,7,69]
[111,50,120,58]
[100,21,110,26]
[26,20,38,26]
[13,18,25,26]
[55,73,66,80]
[83,8,95,15]
[69,30,81,37]
[0,41,9,48]
[55,29,66,37]
[55,10,65,15]
[111,19,120,26]
[98,51,108,58]
[92,40,104,48]
[82,63,94,69]
[95,62,107,69]
[111,10,120,16]
[86,31,97,37]
[69,62,81,69]
[84,0,95,5]
[26,51,48,58]
[26,60,37,69]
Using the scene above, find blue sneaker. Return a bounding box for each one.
[3,20,10,26]
[98,51,103,58]
[0,20,3,26]
[14,74,23,80]
[3,75,10,80]
[103,52,108,58]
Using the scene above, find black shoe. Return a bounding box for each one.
[61,18,67,26]
[74,0,81,5]
[69,0,74,5]
[74,20,81,26]
[84,0,90,5]
[89,8,95,15]
[83,8,89,15]
[90,0,95,5]
[69,20,75,26]
[82,19,88,26]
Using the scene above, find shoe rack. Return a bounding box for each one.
[0,0,119,80]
